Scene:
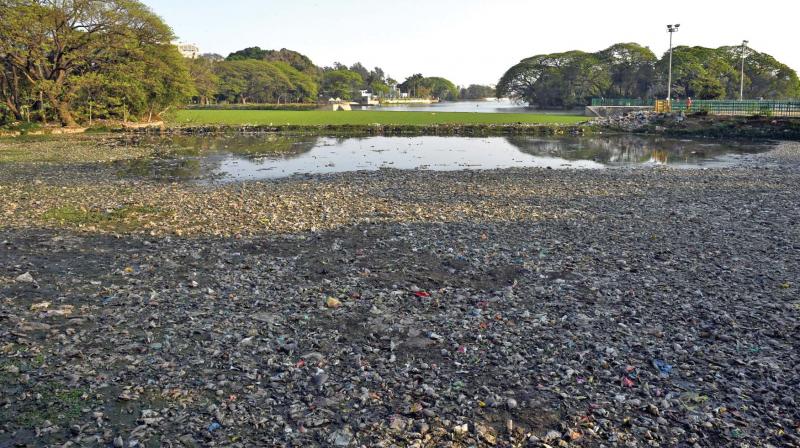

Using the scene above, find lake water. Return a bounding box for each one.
[369,99,573,114]
[124,135,773,182]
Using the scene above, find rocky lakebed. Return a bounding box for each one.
[0,136,798,447]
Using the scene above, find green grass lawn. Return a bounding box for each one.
[172,110,587,126]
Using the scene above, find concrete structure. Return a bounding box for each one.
[328,98,352,111]
[176,43,200,59]
[357,90,380,106]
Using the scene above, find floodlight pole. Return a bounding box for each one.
[740,40,749,101]
[666,24,680,103]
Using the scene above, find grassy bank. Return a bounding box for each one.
[172,110,587,126]
[184,103,319,111]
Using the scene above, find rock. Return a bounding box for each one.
[328,427,353,447]
[178,435,199,448]
[544,430,562,442]
[30,302,51,312]
[507,398,518,410]
[15,272,34,283]
[326,297,342,309]
[388,415,408,432]
[476,423,497,445]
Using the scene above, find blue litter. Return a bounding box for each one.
[652,359,673,377]
[208,422,221,433]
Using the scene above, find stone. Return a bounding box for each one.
[15,272,34,283]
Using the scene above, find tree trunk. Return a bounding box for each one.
[49,95,77,127]
[3,98,22,120]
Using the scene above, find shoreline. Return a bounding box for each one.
[3,118,799,142]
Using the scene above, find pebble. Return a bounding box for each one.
[15,272,34,283]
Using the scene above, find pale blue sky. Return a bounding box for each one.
[142,0,800,86]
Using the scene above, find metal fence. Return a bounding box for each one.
[591,98,656,107]
[655,99,800,117]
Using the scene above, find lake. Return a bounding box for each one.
[123,134,774,182]
[369,99,577,114]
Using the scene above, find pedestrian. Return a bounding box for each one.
[687,97,693,112]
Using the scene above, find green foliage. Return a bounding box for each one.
[422,77,459,101]
[398,75,459,100]
[498,45,648,108]
[656,46,737,99]
[226,47,321,80]
[213,60,293,104]
[499,42,800,107]
[718,46,800,99]
[460,85,497,100]
[321,70,364,100]
[0,0,194,126]
[598,43,657,98]
[272,62,318,102]
[187,57,220,105]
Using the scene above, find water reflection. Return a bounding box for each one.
[505,135,771,167]
[114,134,773,182]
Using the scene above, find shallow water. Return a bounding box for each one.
[370,99,541,113]
[126,134,773,182]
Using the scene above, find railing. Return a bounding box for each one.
[667,100,800,117]
[599,98,800,117]
[591,98,656,107]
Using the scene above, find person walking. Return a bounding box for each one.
[687,97,693,112]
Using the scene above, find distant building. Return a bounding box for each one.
[176,42,200,59]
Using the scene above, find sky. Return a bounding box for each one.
[142,0,800,86]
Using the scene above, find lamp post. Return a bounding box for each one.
[666,24,680,103]
[740,40,749,101]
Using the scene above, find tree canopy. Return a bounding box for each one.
[226,47,321,79]
[0,0,194,126]
[460,84,496,100]
[397,75,459,100]
[497,43,800,108]
[320,69,364,100]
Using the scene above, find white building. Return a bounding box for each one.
[176,42,200,59]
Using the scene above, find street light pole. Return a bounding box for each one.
[740,40,749,101]
[666,24,680,103]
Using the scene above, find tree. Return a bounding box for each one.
[597,43,657,98]
[497,42,799,107]
[719,46,800,99]
[187,56,220,105]
[226,47,269,61]
[656,46,736,99]
[460,84,496,100]
[320,69,363,100]
[348,62,370,84]
[399,74,425,97]
[227,47,321,80]
[421,77,459,101]
[272,61,318,102]
[0,0,193,126]
[213,60,292,104]
[497,50,611,108]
